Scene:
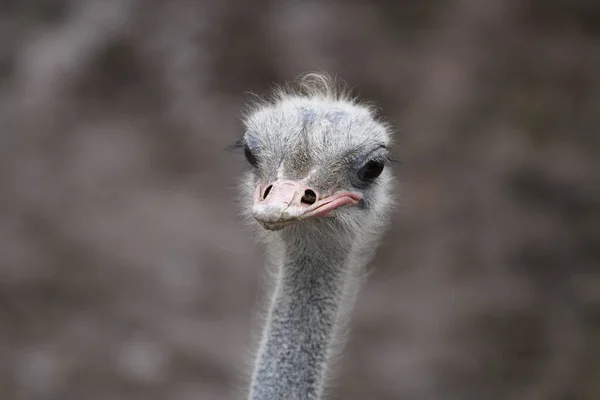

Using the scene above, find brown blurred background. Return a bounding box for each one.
[0,1,599,399]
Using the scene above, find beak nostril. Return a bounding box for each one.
[263,185,273,200]
[301,189,317,205]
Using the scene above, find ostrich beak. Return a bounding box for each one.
[252,180,362,230]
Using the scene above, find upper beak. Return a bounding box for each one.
[252,180,362,230]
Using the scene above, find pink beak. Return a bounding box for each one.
[252,180,362,230]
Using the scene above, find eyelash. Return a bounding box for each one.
[371,153,397,165]
[227,138,245,152]
[352,149,397,168]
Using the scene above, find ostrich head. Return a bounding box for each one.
[238,74,395,246]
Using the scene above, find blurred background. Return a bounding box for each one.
[0,0,599,399]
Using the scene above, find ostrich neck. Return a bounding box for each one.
[249,231,354,400]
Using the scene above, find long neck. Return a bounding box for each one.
[249,230,353,400]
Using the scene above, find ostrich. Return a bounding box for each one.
[237,74,395,400]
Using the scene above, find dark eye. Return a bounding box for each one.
[357,160,384,182]
[244,144,259,167]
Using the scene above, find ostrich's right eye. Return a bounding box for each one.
[244,144,259,167]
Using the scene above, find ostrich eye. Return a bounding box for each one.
[357,160,384,182]
[244,144,259,167]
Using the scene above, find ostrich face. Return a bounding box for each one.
[240,97,394,232]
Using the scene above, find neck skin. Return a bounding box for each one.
[249,227,355,400]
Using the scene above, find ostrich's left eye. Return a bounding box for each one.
[357,160,384,182]
[244,144,259,167]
